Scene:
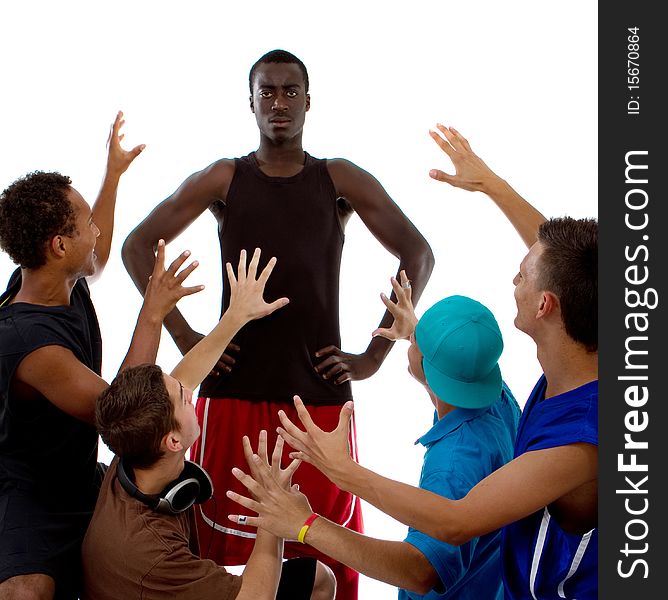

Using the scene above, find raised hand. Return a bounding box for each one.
[105,110,145,178]
[226,248,289,323]
[372,270,417,341]
[428,124,499,192]
[277,395,354,486]
[142,239,204,320]
[226,430,309,540]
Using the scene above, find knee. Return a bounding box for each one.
[310,561,336,600]
[0,574,55,600]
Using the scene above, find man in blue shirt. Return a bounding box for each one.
[226,279,520,599]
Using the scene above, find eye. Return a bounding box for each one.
[286,89,298,98]
[259,90,272,98]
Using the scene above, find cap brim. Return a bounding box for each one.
[423,361,502,409]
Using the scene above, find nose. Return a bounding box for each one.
[92,222,101,238]
[512,272,520,286]
[272,93,288,111]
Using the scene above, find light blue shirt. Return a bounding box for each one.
[399,384,520,600]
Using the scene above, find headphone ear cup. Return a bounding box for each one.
[160,461,214,514]
[183,460,214,504]
[116,458,214,515]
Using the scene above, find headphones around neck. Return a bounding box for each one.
[116,458,213,515]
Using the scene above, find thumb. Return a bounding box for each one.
[337,401,354,431]
[429,169,454,184]
[131,144,146,158]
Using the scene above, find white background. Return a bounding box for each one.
[0,1,597,597]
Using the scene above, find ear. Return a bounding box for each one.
[50,235,67,259]
[162,431,183,454]
[536,291,559,320]
[249,95,255,113]
[305,93,311,112]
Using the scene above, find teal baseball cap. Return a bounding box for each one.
[415,295,503,409]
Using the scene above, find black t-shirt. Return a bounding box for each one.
[0,269,102,511]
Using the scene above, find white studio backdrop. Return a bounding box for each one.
[0,1,597,597]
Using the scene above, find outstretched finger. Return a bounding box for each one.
[276,425,305,454]
[166,249,192,276]
[429,168,456,184]
[257,429,268,465]
[399,270,413,302]
[293,395,318,433]
[230,467,263,497]
[283,457,302,482]
[429,127,455,158]
[226,487,261,513]
[228,514,260,528]
[236,249,248,284]
[264,297,290,315]
[129,143,146,159]
[372,326,395,340]
[389,277,408,304]
[449,126,472,152]
[271,435,285,475]
[379,292,399,319]
[247,248,261,280]
[152,239,166,274]
[178,284,206,298]
[226,262,238,291]
[175,260,200,283]
[257,256,278,287]
[337,401,354,432]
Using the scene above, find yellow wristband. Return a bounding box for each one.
[297,513,319,544]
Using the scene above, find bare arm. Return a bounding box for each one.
[121,160,234,356]
[13,242,203,424]
[278,399,597,544]
[428,125,547,249]
[88,111,145,281]
[235,529,283,600]
[170,248,288,391]
[314,160,435,384]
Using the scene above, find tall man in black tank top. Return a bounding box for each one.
[122,50,434,599]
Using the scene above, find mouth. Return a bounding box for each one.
[270,118,291,126]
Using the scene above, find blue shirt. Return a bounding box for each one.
[501,376,598,599]
[400,384,520,600]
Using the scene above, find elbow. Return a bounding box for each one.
[121,228,152,272]
[432,522,474,547]
[407,573,437,596]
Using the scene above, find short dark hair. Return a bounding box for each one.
[537,217,598,352]
[0,171,76,269]
[249,49,309,94]
[96,364,178,469]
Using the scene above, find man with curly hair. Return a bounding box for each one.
[0,113,202,600]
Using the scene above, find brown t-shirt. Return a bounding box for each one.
[81,459,242,599]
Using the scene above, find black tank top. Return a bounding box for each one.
[200,152,353,405]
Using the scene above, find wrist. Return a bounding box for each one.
[297,513,320,544]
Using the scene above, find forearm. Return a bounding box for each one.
[117,309,163,372]
[331,461,471,546]
[122,231,195,352]
[305,518,437,593]
[91,169,123,273]
[170,311,244,390]
[236,530,283,600]
[481,176,547,249]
